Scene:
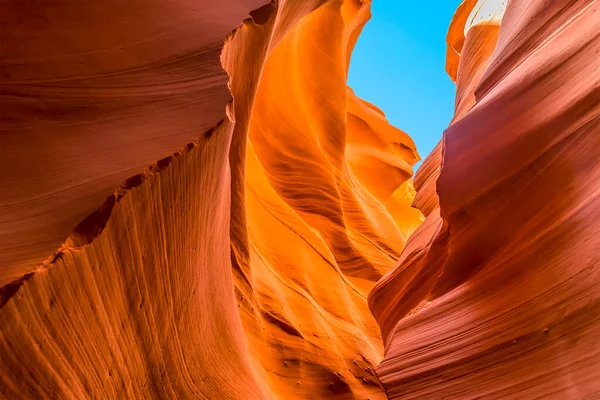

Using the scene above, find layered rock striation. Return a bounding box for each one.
[1,0,421,398]
[370,0,600,398]
[2,0,599,398]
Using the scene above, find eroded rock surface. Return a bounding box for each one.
[2,0,598,398]
[1,1,421,398]
[370,0,600,398]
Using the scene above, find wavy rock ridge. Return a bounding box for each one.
[370,0,600,398]
[2,0,599,398]
[1,0,421,398]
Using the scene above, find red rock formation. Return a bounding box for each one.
[371,0,600,398]
[1,0,421,398]
[0,0,266,284]
[3,0,598,397]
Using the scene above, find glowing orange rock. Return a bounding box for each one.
[371,0,600,398]
[0,0,422,398]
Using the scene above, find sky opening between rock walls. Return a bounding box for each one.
[348,0,462,169]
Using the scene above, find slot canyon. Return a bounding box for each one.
[1,0,599,398]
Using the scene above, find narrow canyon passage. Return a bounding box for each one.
[1,0,599,399]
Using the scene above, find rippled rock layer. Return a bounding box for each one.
[2,0,599,398]
[370,0,600,398]
[1,0,421,398]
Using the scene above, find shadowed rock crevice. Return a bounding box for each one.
[370,1,600,398]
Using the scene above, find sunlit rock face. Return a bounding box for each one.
[223,1,423,398]
[370,0,600,398]
[2,0,598,398]
[0,0,422,399]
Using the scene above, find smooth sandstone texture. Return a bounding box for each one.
[230,2,422,397]
[0,0,266,284]
[3,0,599,398]
[371,0,600,398]
[1,0,422,398]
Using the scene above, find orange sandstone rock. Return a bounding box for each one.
[223,1,423,396]
[0,0,266,284]
[0,0,422,398]
[371,0,600,398]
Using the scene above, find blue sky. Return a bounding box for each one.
[348,1,461,168]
